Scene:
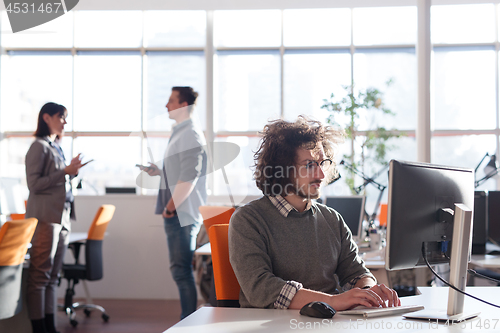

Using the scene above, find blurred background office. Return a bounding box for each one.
[0,0,499,303]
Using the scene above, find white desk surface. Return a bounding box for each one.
[470,254,500,270]
[195,242,211,256]
[164,287,500,333]
[69,231,88,243]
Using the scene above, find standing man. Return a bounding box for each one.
[144,87,207,319]
[229,116,400,310]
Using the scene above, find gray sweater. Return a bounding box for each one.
[228,196,374,308]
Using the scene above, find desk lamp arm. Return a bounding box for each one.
[474,152,490,175]
[340,160,386,193]
[475,168,499,188]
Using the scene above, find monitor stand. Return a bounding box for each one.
[404,204,480,323]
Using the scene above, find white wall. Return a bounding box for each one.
[56,194,258,300]
[57,195,177,300]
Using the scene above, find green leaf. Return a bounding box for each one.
[322,80,406,194]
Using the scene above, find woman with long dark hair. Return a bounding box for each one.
[25,102,82,333]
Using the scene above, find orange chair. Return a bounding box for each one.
[378,203,388,227]
[199,206,235,233]
[0,218,38,319]
[10,213,26,220]
[208,224,240,307]
[61,205,115,327]
[198,206,236,305]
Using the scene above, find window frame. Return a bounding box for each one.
[1,3,500,195]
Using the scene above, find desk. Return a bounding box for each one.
[164,287,500,333]
[69,232,87,243]
[470,254,500,271]
[195,242,211,256]
[469,254,500,286]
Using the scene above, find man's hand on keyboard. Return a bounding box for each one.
[330,288,386,311]
[329,284,401,311]
[364,284,401,308]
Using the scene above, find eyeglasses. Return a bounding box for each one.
[303,159,333,172]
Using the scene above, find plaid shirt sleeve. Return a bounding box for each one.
[274,281,303,309]
[343,273,377,291]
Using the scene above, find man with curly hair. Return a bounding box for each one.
[228,116,400,311]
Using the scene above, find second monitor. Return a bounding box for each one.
[325,196,365,242]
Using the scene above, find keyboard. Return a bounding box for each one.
[338,304,425,318]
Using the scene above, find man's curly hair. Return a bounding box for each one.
[253,116,345,196]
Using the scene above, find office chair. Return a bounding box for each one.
[197,206,236,305]
[378,203,388,227]
[0,218,38,319]
[208,224,240,307]
[61,204,115,327]
[199,205,235,232]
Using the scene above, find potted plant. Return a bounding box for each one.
[321,80,402,195]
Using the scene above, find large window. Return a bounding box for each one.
[0,54,73,132]
[216,51,281,132]
[283,51,351,122]
[1,3,499,201]
[145,52,206,132]
[0,10,207,195]
[215,6,418,201]
[214,10,281,47]
[353,49,417,131]
[432,48,496,131]
[74,53,142,132]
[283,8,351,47]
[430,3,499,193]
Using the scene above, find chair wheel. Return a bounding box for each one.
[102,313,110,322]
[70,319,78,327]
[84,308,91,317]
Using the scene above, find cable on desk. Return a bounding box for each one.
[467,269,500,284]
[421,243,500,309]
[442,246,500,284]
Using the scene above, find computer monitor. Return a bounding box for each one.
[105,187,136,194]
[325,196,365,242]
[487,191,500,244]
[385,160,477,322]
[472,191,488,254]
